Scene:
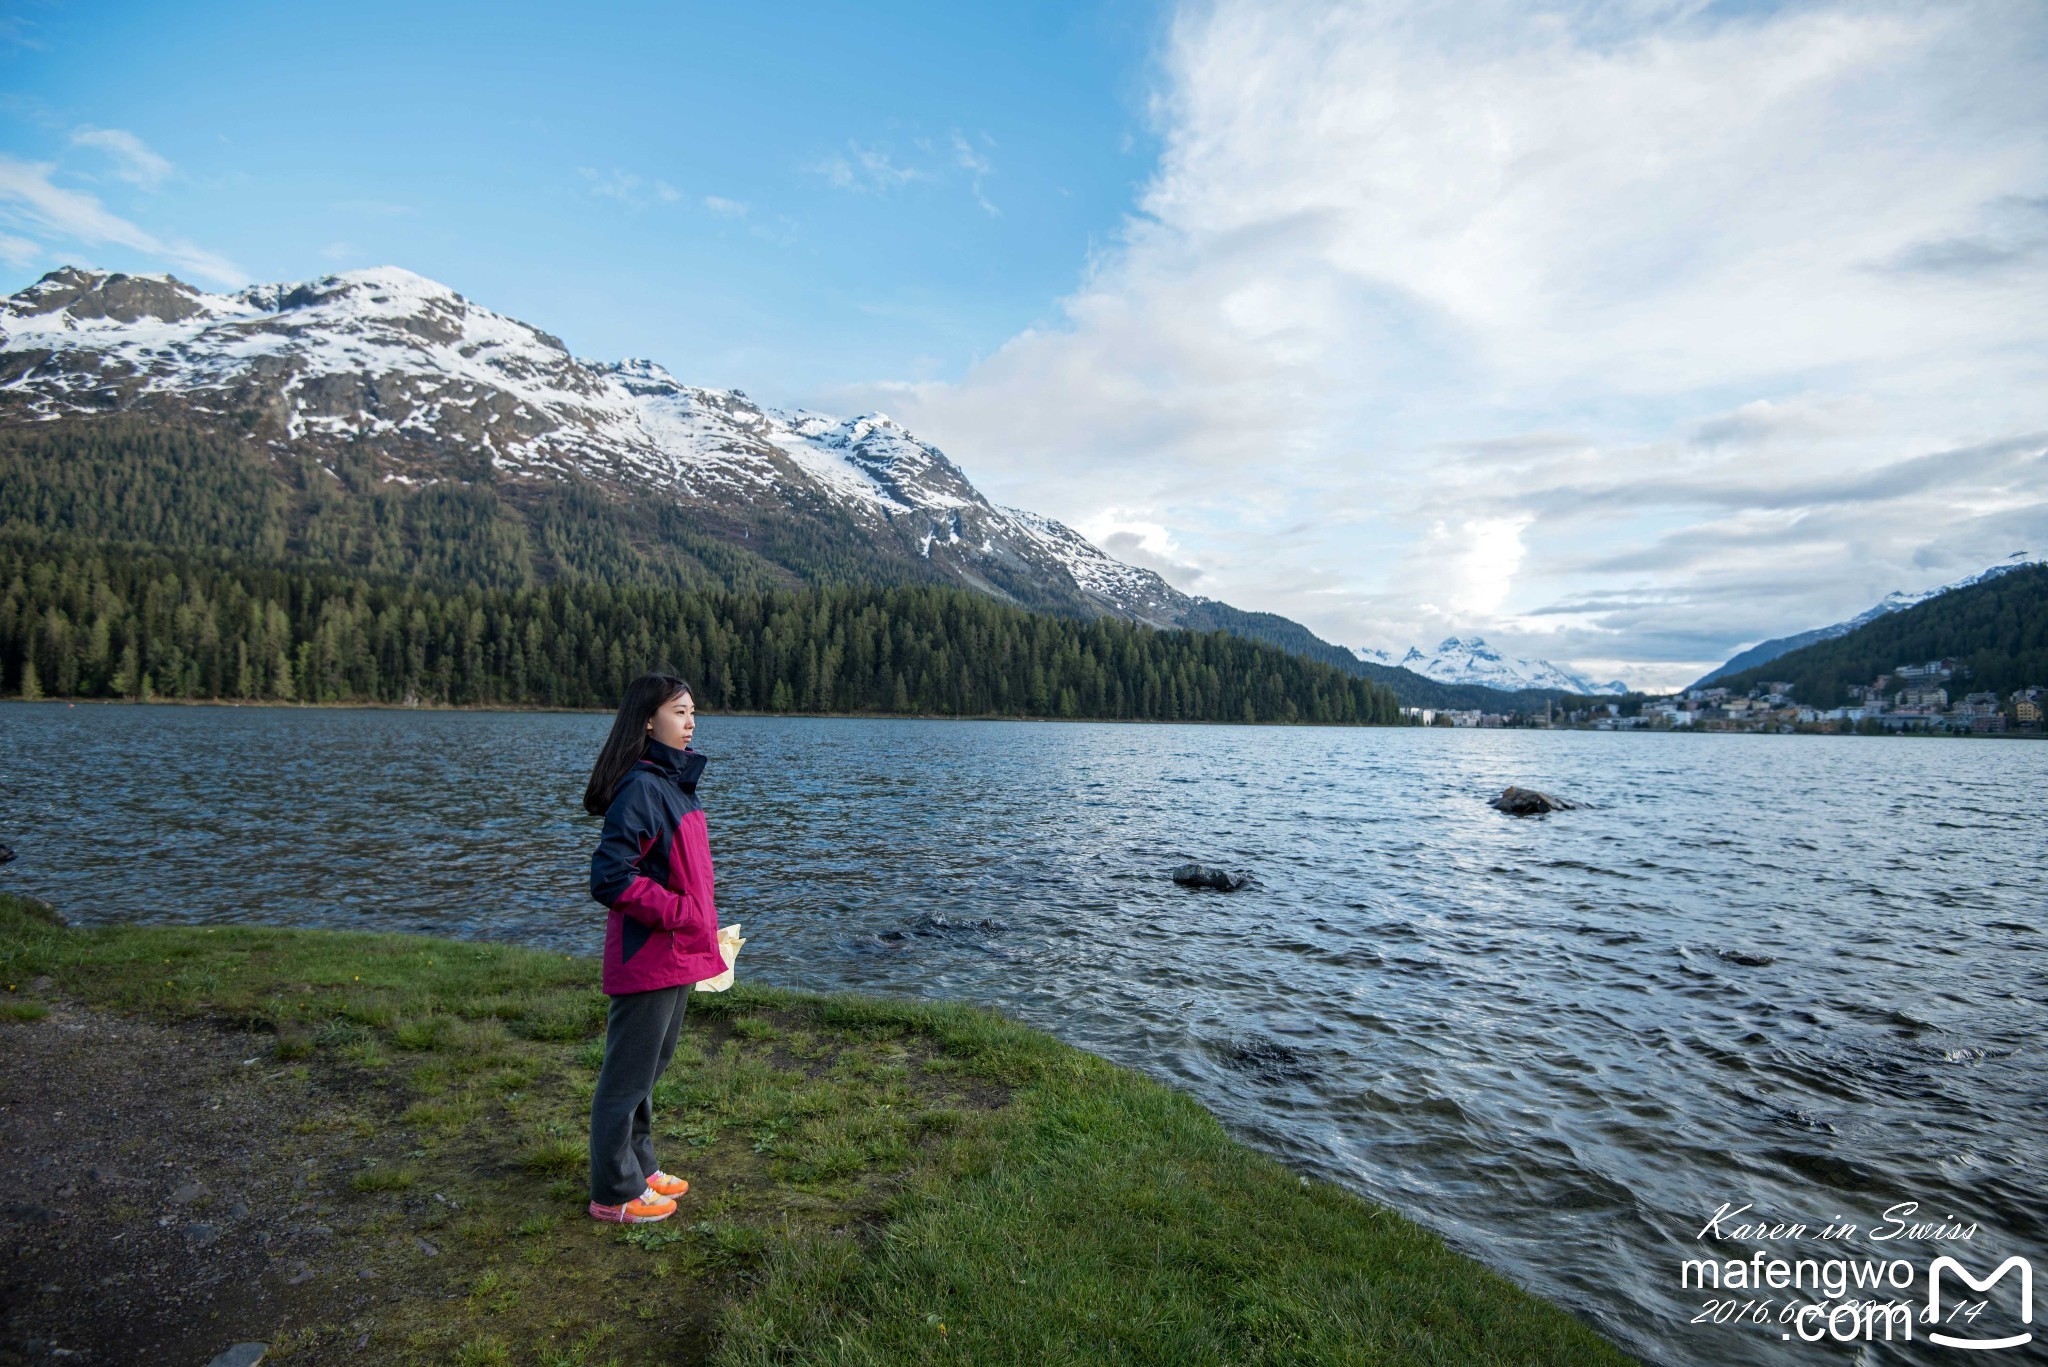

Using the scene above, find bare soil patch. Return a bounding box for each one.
[1,995,449,1365]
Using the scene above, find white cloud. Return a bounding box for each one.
[843,0,2048,690]
[806,134,998,213]
[1077,509,1205,584]
[69,126,173,190]
[0,13,43,49]
[702,195,749,217]
[749,213,800,246]
[0,233,37,267]
[0,154,243,285]
[951,132,998,216]
[805,142,932,194]
[578,167,681,207]
[1419,515,1534,620]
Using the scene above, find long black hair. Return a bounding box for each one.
[583,672,693,816]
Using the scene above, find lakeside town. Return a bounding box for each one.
[1402,659,2048,735]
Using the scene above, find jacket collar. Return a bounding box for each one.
[638,738,706,792]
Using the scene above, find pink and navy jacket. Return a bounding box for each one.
[589,738,725,995]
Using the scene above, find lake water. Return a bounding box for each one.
[3,702,2043,1365]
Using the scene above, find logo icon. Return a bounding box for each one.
[1927,1256,2033,1351]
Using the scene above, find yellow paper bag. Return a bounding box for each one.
[695,923,745,992]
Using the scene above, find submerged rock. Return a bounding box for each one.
[0,843,14,864]
[1217,1033,1315,1081]
[1717,948,1775,967]
[1489,786,1581,816]
[1171,863,1252,892]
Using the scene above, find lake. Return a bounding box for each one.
[3,702,2042,1365]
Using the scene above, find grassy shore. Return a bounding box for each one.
[0,893,1633,1365]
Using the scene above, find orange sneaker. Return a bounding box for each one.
[588,1190,676,1224]
[645,1170,689,1200]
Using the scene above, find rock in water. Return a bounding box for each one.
[1489,787,1581,816]
[1171,863,1252,891]
[0,843,14,864]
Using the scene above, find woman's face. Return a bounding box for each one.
[645,691,696,749]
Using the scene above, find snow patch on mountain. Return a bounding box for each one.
[995,506,1186,623]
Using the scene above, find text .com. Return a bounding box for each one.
[1682,1254,2033,1348]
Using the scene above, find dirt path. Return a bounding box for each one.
[1,991,457,1365]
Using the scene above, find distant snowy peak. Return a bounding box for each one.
[1354,636,1627,695]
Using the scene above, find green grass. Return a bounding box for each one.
[350,1164,420,1192]
[0,892,1633,1365]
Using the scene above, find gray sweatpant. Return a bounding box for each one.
[588,983,692,1206]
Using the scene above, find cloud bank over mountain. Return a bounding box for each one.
[846,0,2048,692]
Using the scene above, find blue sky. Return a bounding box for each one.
[4,1,2046,689]
[0,0,1165,396]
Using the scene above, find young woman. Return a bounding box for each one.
[581,672,727,1224]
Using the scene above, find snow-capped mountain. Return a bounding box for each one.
[1353,637,1629,696]
[0,265,1191,626]
[1692,553,2043,687]
[0,263,1644,706]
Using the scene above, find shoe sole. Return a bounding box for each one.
[588,1202,674,1224]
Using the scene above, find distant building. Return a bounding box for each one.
[1893,660,1956,685]
[1956,691,2002,716]
[1896,686,1949,710]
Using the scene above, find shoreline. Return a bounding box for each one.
[0,694,1415,728]
[5,695,2039,740]
[0,893,1638,1365]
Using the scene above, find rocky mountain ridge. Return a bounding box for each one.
[0,264,1189,626]
[1691,553,2043,688]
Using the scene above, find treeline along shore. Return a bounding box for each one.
[0,893,1635,1364]
[0,418,1396,724]
[0,536,1400,724]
